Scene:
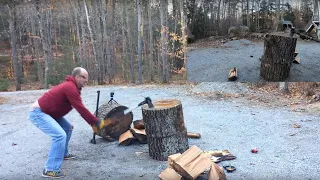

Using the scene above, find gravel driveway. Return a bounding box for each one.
[187,39,320,82]
[1,83,320,180]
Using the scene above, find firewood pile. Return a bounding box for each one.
[118,119,147,145]
[159,145,227,180]
[118,119,201,146]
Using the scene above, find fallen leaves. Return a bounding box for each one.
[292,123,301,128]
[0,96,7,104]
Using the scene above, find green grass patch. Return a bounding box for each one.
[0,78,10,91]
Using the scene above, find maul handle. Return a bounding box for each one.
[95,90,100,117]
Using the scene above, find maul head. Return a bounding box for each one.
[138,97,154,108]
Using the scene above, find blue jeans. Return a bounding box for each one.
[28,108,73,171]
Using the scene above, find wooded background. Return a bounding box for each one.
[0,0,319,91]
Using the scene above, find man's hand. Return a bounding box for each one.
[92,120,105,134]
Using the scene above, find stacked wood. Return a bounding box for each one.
[172,145,213,179]
[159,146,227,180]
[142,99,189,161]
[118,130,134,146]
[260,34,297,81]
[208,163,227,180]
[130,128,147,144]
[168,153,182,168]
[159,168,182,180]
[228,67,237,81]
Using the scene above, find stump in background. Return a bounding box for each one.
[142,99,189,161]
[260,34,297,81]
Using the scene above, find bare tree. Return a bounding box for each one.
[29,4,44,88]
[137,0,143,84]
[7,2,22,90]
[148,0,154,81]
[160,0,168,83]
[36,0,54,88]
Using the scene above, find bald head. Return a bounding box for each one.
[72,67,87,77]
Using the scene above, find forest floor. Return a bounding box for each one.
[1,82,320,180]
[186,35,320,82]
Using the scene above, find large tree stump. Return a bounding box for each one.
[95,102,133,140]
[142,99,189,161]
[260,34,297,81]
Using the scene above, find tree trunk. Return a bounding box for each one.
[160,0,169,83]
[78,0,87,69]
[180,0,187,71]
[120,2,127,82]
[84,0,98,82]
[37,0,53,88]
[148,0,154,81]
[126,6,135,84]
[30,4,44,88]
[137,0,143,84]
[142,99,189,161]
[71,0,83,65]
[100,0,109,84]
[260,34,297,81]
[7,3,22,91]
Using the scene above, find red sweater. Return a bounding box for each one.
[38,75,98,125]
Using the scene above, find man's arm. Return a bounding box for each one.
[65,86,99,125]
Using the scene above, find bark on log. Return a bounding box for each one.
[95,102,133,140]
[142,99,189,161]
[260,34,297,81]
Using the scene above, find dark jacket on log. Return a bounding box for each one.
[38,75,98,124]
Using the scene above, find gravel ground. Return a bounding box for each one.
[1,83,320,180]
[187,39,320,82]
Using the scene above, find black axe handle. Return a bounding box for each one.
[90,90,100,144]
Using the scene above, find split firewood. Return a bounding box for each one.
[228,67,237,81]
[204,150,230,157]
[208,163,227,180]
[133,119,145,129]
[293,57,300,64]
[168,153,182,169]
[172,145,212,180]
[187,132,201,139]
[294,50,299,58]
[118,130,134,146]
[130,128,147,144]
[159,168,182,180]
[204,150,236,163]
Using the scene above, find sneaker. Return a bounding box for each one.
[42,169,65,178]
[64,154,76,160]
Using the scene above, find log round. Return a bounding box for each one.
[260,34,297,81]
[95,102,133,140]
[142,99,189,161]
